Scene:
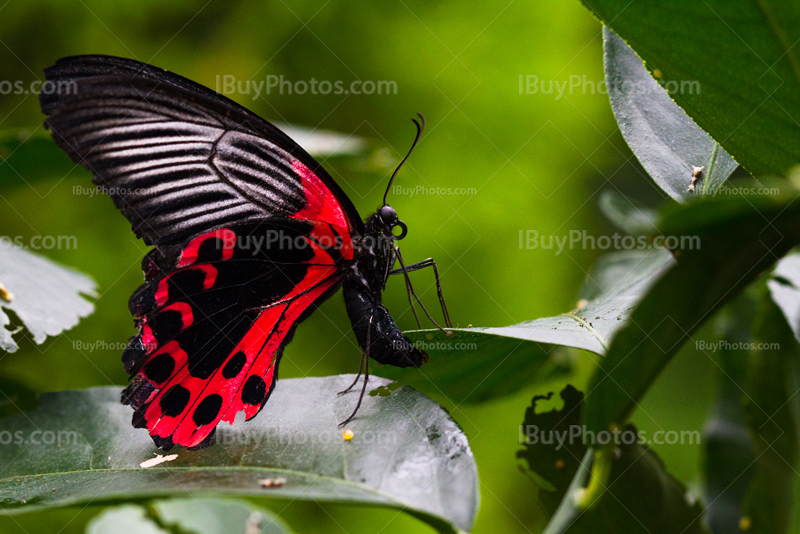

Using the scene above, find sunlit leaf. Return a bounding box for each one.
[604,27,738,201]
[385,249,673,404]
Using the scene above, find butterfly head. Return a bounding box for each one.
[377,205,407,240]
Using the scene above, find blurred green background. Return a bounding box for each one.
[0,1,713,532]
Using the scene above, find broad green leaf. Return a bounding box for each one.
[582,0,800,176]
[384,248,674,403]
[740,297,800,534]
[604,27,738,200]
[583,188,800,435]
[597,190,659,236]
[0,241,96,352]
[0,376,478,534]
[768,250,800,342]
[88,498,294,534]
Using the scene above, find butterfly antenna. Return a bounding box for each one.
[383,112,425,206]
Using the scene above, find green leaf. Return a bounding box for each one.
[583,189,800,435]
[0,241,96,353]
[0,376,478,534]
[582,0,800,176]
[517,385,587,515]
[598,190,659,236]
[542,438,705,534]
[519,385,705,533]
[740,297,800,534]
[604,27,738,200]
[383,248,673,403]
[88,498,295,534]
[768,250,800,342]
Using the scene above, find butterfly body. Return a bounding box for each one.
[40,55,441,450]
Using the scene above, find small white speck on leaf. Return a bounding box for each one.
[139,453,178,468]
[259,477,287,488]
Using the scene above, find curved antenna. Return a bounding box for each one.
[383,112,425,206]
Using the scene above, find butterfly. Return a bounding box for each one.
[40,55,453,450]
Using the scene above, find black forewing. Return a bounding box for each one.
[39,55,363,246]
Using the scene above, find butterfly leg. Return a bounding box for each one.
[339,308,374,427]
[389,249,453,332]
[338,345,366,395]
[391,248,422,329]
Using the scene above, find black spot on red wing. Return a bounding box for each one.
[222,351,247,379]
[187,312,256,379]
[149,308,185,342]
[197,236,227,263]
[143,353,175,384]
[242,375,267,405]
[193,394,223,426]
[167,268,207,296]
[160,384,191,417]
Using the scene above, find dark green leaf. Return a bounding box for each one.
[0,241,96,352]
[604,27,738,200]
[583,0,800,176]
[384,249,673,403]
[583,189,800,435]
[0,376,478,534]
[542,438,705,534]
[88,498,295,534]
[517,385,587,514]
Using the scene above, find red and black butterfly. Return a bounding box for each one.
[40,55,452,450]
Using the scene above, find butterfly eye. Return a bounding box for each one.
[392,220,408,240]
[378,205,398,225]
